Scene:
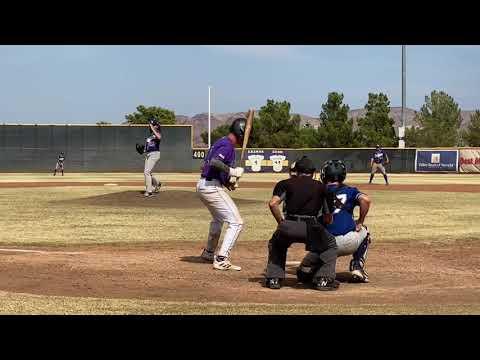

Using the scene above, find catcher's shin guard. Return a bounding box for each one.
[350,231,372,282]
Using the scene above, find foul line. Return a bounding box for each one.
[0,248,84,255]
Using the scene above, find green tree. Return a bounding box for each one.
[297,127,319,148]
[249,99,302,148]
[124,105,176,125]
[96,121,111,125]
[317,92,356,147]
[200,123,230,145]
[404,126,420,147]
[355,93,397,147]
[462,110,480,146]
[406,91,462,147]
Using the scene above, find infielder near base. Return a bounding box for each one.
[196,118,247,271]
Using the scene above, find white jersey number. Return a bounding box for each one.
[333,194,347,214]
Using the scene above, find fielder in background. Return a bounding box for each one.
[197,118,247,271]
[369,144,389,185]
[53,152,65,176]
[143,116,162,198]
[264,156,339,291]
[297,160,372,284]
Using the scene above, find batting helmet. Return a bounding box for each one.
[320,160,347,183]
[293,156,316,174]
[229,117,247,142]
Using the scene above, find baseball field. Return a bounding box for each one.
[0,172,479,314]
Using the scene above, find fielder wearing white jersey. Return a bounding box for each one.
[196,118,247,271]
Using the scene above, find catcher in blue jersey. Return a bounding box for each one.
[297,160,373,284]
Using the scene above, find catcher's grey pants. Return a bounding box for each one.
[144,151,160,193]
[299,226,369,275]
[196,178,243,259]
[265,220,337,280]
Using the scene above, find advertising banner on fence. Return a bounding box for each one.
[245,149,290,173]
[459,149,480,173]
[415,150,459,172]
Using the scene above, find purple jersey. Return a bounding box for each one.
[201,136,236,186]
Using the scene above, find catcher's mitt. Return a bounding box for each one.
[135,143,145,155]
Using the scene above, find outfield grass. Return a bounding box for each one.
[1,185,479,245]
[1,172,480,185]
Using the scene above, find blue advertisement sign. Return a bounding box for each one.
[415,150,459,172]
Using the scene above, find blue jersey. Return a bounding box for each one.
[372,149,387,164]
[201,137,236,186]
[325,184,364,236]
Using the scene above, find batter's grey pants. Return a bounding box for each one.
[265,220,337,280]
[144,151,160,193]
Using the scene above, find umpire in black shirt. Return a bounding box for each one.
[265,156,339,291]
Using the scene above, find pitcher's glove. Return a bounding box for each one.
[136,143,145,155]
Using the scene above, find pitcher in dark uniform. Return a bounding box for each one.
[143,116,162,197]
[53,152,65,176]
[264,156,339,291]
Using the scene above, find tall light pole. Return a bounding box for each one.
[208,86,212,149]
[399,45,406,148]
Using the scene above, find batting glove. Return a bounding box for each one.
[229,167,244,178]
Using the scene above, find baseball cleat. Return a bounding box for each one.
[265,278,281,289]
[350,260,369,283]
[313,277,340,291]
[153,183,162,193]
[200,248,215,263]
[144,191,154,198]
[213,256,241,271]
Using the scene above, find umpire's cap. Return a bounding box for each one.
[293,156,316,174]
[229,117,247,142]
[321,160,347,183]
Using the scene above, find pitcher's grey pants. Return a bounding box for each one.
[265,221,337,280]
[144,151,160,193]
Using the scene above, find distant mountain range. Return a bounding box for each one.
[176,107,477,147]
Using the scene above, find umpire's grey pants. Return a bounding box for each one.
[265,220,337,280]
[144,151,160,193]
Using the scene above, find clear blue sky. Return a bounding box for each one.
[0,45,479,124]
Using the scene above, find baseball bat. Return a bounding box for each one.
[233,109,254,189]
[240,108,254,165]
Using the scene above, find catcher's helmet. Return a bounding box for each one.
[229,117,247,142]
[321,160,347,183]
[293,156,316,174]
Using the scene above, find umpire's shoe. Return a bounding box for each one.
[265,278,281,289]
[313,277,340,291]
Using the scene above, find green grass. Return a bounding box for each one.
[1,186,479,246]
[1,292,478,315]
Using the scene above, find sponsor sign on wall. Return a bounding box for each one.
[415,150,459,172]
[245,150,289,173]
[459,149,480,173]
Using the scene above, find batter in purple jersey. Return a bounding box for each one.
[196,118,247,271]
